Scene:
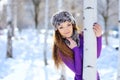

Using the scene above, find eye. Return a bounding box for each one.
[67,23,72,27]
[58,26,63,29]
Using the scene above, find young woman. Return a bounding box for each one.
[51,11,102,80]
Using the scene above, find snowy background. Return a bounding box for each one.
[0,28,118,80]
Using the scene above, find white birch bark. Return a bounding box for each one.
[117,0,120,79]
[44,0,49,80]
[58,0,62,11]
[7,0,12,23]
[13,1,17,37]
[83,0,97,80]
[44,0,49,66]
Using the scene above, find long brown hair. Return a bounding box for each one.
[52,24,79,68]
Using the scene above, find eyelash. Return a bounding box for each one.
[68,24,71,26]
[59,24,72,29]
[59,27,63,29]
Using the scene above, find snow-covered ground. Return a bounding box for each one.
[0,29,118,80]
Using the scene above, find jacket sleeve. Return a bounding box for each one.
[97,36,102,58]
[72,46,83,75]
[59,46,82,75]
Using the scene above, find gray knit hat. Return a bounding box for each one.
[51,11,76,30]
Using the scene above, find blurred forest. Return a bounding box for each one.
[0,0,119,57]
[0,0,119,80]
[0,0,84,30]
[0,0,118,30]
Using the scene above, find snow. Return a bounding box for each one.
[0,28,118,80]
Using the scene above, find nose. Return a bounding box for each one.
[64,27,69,31]
[65,26,69,29]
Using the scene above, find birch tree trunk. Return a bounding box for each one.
[57,0,62,11]
[32,0,41,29]
[104,0,109,46]
[59,65,66,80]
[13,1,17,37]
[43,0,49,80]
[6,21,13,58]
[83,0,97,80]
[117,0,120,79]
[44,0,49,66]
[6,0,14,58]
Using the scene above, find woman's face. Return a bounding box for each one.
[57,21,73,38]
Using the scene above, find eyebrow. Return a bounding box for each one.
[58,22,72,27]
[58,25,62,28]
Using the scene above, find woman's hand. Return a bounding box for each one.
[93,23,102,37]
[66,38,77,49]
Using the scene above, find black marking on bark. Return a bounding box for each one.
[84,28,87,31]
[118,20,120,23]
[83,16,85,20]
[85,7,94,9]
[87,65,93,68]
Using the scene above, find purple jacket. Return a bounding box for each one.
[59,35,102,80]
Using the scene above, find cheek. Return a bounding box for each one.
[70,27,73,32]
[58,30,64,35]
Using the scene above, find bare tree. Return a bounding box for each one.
[6,21,13,58]
[43,0,49,66]
[14,0,21,31]
[117,0,120,79]
[83,0,97,80]
[32,0,41,29]
[59,64,66,80]
[13,0,17,36]
[6,0,14,58]
[0,5,7,30]
[57,0,62,11]
[98,0,118,46]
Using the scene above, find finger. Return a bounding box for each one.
[93,25,102,32]
[66,37,72,41]
[66,38,74,44]
[66,37,76,44]
[93,28,102,37]
[93,28,97,33]
[93,28,101,34]
[93,23,101,28]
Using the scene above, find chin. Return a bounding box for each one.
[63,33,72,38]
[65,35,72,38]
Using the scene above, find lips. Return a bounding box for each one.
[64,32,72,38]
[65,32,70,34]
